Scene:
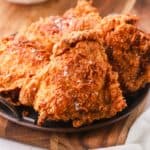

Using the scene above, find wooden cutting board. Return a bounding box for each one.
[0,0,149,149]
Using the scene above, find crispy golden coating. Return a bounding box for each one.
[18,16,70,50]
[0,0,101,95]
[20,31,126,127]
[98,14,138,44]
[65,3,149,93]
[98,15,150,92]
[19,0,101,45]
[22,13,101,43]
[0,36,50,92]
[66,5,150,93]
[106,25,150,92]
[64,0,99,18]
[0,16,67,94]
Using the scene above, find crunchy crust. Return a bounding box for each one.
[98,15,150,92]
[0,36,50,93]
[0,0,101,94]
[20,30,126,127]
[64,0,99,18]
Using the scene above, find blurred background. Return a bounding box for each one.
[0,0,149,37]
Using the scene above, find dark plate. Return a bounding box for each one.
[0,85,149,133]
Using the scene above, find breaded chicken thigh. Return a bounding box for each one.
[98,15,150,93]
[64,2,150,93]
[0,36,50,93]
[106,25,150,92]
[0,0,101,97]
[20,31,126,127]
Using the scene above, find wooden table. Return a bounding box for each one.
[0,0,149,149]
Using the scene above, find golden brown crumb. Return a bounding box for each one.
[20,30,126,127]
[98,15,150,93]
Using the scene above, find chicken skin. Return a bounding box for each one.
[106,25,150,93]
[65,1,150,93]
[0,35,50,93]
[64,1,150,93]
[98,15,150,93]
[0,0,101,95]
[18,0,101,46]
[20,31,126,127]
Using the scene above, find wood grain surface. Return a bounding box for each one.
[0,0,149,149]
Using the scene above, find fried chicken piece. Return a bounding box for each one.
[106,25,150,93]
[0,16,76,94]
[64,2,150,93]
[18,0,101,45]
[98,14,138,44]
[0,36,50,92]
[0,0,101,96]
[98,15,150,93]
[63,0,99,18]
[20,30,126,127]
[20,14,101,46]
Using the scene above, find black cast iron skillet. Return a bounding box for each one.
[0,85,149,133]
